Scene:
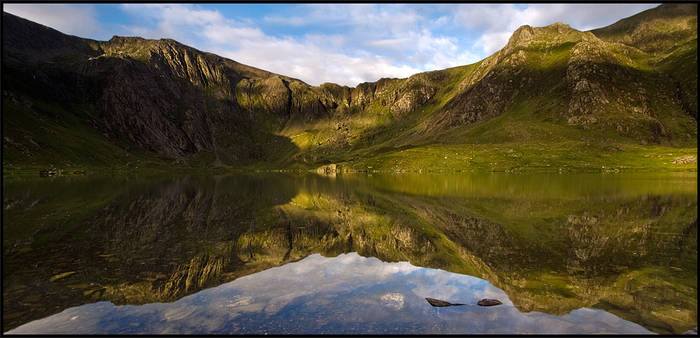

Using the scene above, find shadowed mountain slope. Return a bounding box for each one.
[2,4,697,172]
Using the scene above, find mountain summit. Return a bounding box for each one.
[2,3,697,172]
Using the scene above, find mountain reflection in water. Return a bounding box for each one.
[2,172,697,334]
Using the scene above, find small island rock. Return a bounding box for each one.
[477,298,502,306]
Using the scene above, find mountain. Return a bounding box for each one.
[2,3,697,172]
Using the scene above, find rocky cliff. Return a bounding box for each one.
[2,3,697,170]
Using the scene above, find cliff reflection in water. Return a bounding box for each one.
[2,173,697,334]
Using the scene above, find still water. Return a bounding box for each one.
[2,172,697,334]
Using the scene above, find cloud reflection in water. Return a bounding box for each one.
[7,253,652,334]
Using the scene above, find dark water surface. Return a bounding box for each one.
[2,172,697,334]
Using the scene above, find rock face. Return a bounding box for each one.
[591,3,698,54]
[2,3,697,167]
[590,3,698,120]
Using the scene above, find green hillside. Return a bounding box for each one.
[1,4,697,174]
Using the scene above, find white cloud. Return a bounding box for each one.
[115,4,470,86]
[269,4,422,35]
[473,32,514,56]
[7,252,652,334]
[3,3,102,38]
[202,25,265,44]
[454,4,660,54]
[362,29,480,73]
[4,3,662,87]
[115,4,656,86]
[263,15,307,26]
[248,5,481,84]
[211,44,421,86]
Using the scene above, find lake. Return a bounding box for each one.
[2,172,697,334]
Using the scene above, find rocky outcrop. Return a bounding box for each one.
[591,3,698,122]
[2,3,697,167]
[1,11,101,65]
[591,3,698,54]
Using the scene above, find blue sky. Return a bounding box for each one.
[3,3,658,86]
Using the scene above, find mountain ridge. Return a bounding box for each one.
[2,3,697,173]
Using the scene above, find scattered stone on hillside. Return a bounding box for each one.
[316,163,338,176]
[567,115,598,127]
[672,155,697,164]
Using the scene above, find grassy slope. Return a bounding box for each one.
[320,24,697,173]
[336,98,697,173]
[278,63,481,168]
[1,96,247,176]
[2,97,164,174]
[2,6,696,174]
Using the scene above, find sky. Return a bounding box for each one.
[3,3,658,87]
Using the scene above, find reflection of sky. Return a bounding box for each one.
[7,253,652,334]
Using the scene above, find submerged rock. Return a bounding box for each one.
[477,298,502,306]
[425,297,465,307]
[49,271,76,282]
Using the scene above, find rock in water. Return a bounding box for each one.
[425,297,465,307]
[477,298,502,306]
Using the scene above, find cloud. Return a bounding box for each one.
[8,252,652,335]
[4,3,661,87]
[473,32,514,56]
[116,3,655,86]
[3,4,102,38]
[263,15,307,26]
[116,4,475,86]
[265,4,422,34]
[454,4,659,54]
[205,28,424,86]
